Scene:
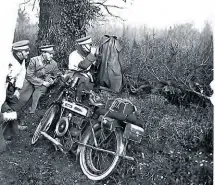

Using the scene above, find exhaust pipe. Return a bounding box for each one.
[40,131,63,147]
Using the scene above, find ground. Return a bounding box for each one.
[0,108,99,185]
[0,91,213,185]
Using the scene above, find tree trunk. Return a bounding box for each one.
[37,0,88,68]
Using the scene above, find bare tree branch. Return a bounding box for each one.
[92,1,124,18]
[19,0,31,6]
[93,2,123,9]
[200,44,213,65]
[32,0,38,11]
[188,84,210,100]
[144,63,161,82]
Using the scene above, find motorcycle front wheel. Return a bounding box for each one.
[31,104,60,145]
[79,123,125,181]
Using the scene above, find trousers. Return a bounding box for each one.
[30,85,47,113]
[10,79,34,111]
[0,114,6,153]
[0,100,19,153]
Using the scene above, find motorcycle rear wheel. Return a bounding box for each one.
[31,104,59,145]
[79,123,124,181]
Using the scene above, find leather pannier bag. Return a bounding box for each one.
[105,98,136,115]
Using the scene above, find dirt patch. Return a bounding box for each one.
[0,108,101,185]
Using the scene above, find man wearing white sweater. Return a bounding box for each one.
[0,40,30,152]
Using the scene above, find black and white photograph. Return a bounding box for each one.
[0,0,213,184]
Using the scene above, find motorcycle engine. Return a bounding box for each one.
[55,108,87,138]
[55,117,69,137]
[54,99,91,153]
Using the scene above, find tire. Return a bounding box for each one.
[31,104,60,145]
[79,123,125,181]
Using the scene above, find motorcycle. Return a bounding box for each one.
[31,73,144,181]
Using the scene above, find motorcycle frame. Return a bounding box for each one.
[41,80,136,161]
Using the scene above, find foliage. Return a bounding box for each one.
[98,92,213,185]
[36,0,127,67]
[37,0,103,67]
[89,22,213,107]
[87,21,213,184]
[14,8,39,58]
[91,22,212,82]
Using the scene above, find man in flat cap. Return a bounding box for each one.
[68,36,98,101]
[0,40,30,150]
[69,36,97,72]
[26,45,60,114]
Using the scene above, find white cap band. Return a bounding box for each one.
[78,38,92,45]
[41,47,54,52]
[13,45,29,51]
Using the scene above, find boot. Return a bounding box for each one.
[3,120,18,140]
[2,116,19,140]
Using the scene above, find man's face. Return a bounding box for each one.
[17,49,30,60]
[21,50,30,59]
[43,52,53,61]
[81,43,92,53]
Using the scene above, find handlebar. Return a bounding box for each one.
[51,73,72,88]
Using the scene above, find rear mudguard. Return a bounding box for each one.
[76,120,123,156]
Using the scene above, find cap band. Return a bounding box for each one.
[13,45,30,51]
[41,47,54,52]
[78,38,92,45]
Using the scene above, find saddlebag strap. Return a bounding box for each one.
[96,108,143,127]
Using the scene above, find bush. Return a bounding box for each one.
[99,93,213,185]
[88,22,213,183]
[89,22,213,94]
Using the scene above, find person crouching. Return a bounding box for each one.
[26,45,60,114]
[1,40,30,142]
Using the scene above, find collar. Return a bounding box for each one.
[76,45,90,58]
[40,55,51,65]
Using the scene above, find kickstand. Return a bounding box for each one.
[54,144,59,151]
[122,139,128,157]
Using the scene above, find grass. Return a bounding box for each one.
[99,92,213,185]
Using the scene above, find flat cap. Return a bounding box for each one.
[12,40,30,51]
[39,44,55,54]
[76,36,92,45]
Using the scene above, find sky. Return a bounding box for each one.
[23,0,214,30]
[108,0,214,30]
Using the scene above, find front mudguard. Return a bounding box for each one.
[46,102,62,130]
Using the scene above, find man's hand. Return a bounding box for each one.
[13,89,20,99]
[42,81,51,87]
[56,72,63,77]
[91,47,97,55]
[48,78,55,85]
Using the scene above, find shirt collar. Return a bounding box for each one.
[40,55,51,65]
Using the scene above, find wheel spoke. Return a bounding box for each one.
[80,123,123,180]
[86,128,118,172]
[32,105,58,145]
